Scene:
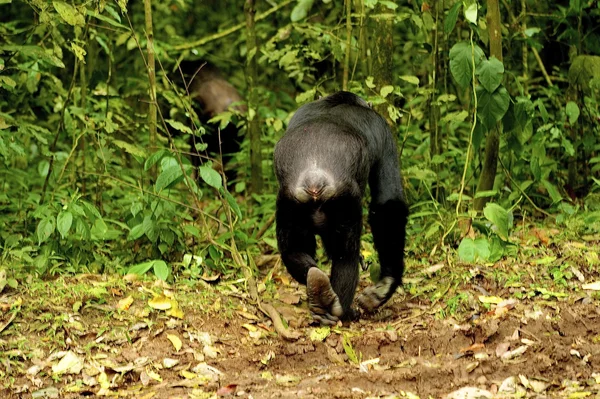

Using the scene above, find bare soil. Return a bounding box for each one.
[1,252,600,399]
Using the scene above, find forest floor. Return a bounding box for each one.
[1,226,600,399]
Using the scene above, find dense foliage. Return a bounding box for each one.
[1,0,599,279]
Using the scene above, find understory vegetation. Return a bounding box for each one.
[0,1,599,309]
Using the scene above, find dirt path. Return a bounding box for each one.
[2,251,600,398]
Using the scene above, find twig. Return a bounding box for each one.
[498,158,553,218]
[501,0,553,87]
[259,303,302,341]
[171,0,294,51]
[255,214,275,240]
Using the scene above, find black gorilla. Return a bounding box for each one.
[274,91,408,324]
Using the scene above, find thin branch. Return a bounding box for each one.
[171,0,294,51]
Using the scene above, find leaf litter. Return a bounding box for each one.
[1,237,599,398]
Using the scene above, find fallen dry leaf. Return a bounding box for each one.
[167,334,182,352]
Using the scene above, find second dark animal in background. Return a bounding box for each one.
[274,91,409,325]
[176,60,246,179]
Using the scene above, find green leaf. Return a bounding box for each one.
[464,2,478,24]
[38,160,50,177]
[536,100,549,123]
[155,164,184,192]
[565,101,580,125]
[342,333,359,364]
[530,156,542,181]
[562,137,575,156]
[53,1,85,26]
[86,9,128,30]
[57,211,73,239]
[128,223,145,240]
[145,149,169,171]
[113,140,146,158]
[474,190,497,199]
[221,188,242,219]
[380,85,394,98]
[290,0,314,22]
[476,57,504,93]
[483,203,510,240]
[444,2,461,35]
[0,45,65,68]
[399,75,420,85]
[457,237,491,263]
[477,86,510,130]
[199,166,222,189]
[37,217,55,244]
[91,218,109,240]
[153,260,170,281]
[541,180,563,204]
[309,327,331,342]
[166,119,193,135]
[449,42,485,89]
[143,215,159,243]
[128,260,155,275]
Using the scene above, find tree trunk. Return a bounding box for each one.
[245,0,263,193]
[342,0,352,90]
[474,0,502,211]
[143,0,157,180]
[429,0,443,201]
[370,4,394,121]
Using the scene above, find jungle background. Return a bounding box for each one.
[1,0,600,398]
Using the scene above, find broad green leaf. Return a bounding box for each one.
[128,260,155,275]
[113,139,146,158]
[476,57,504,93]
[38,160,50,177]
[143,215,159,243]
[309,327,330,342]
[444,2,461,35]
[380,85,394,98]
[53,1,85,26]
[477,86,510,130]
[379,0,398,10]
[128,223,145,240]
[0,45,65,68]
[91,218,109,240]
[145,149,169,171]
[472,121,485,152]
[290,0,314,22]
[37,217,55,244]
[449,42,485,89]
[483,203,510,240]
[57,211,73,239]
[166,119,193,135]
[199,166,222,189]
[524,28,540,37]
[153,260,170,281]
[562,137,575,156]
[81,200,102,219]
[565,101,580,125]
[503,97,533,136]
[155,164,184,192]
[399,75,420,85]
[86,9,128,30]
[541,180,563,204]
[464,2,478,24]
[221,188,242,219]
[458,237,490,263]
